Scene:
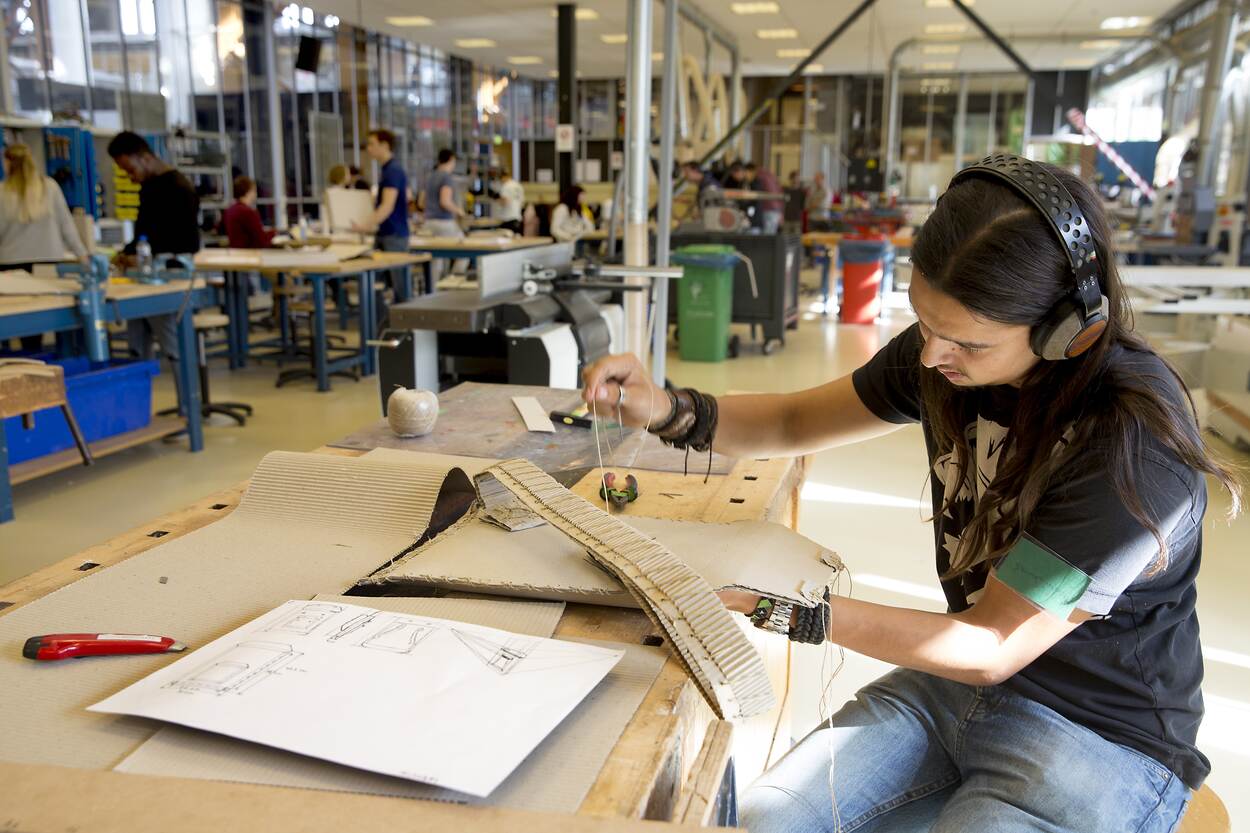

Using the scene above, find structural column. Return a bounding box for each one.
[262,1,289,227]
[557,3,577,193]
[653,0,680,384]
[624,0,654,360]
[1198,0,1239,187]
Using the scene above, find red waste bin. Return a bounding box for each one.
[838,233,888,325]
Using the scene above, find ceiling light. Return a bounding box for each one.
[508,56,542,65]
[924,0,973,5]
[548,69,559,78]
[550,8,600,19]
[386,15,432,26]
[455,38,497,48]
[922,77,953,85]
[802,63,824,74]
[732,1,781,12]
[652,52,664,60]
[757,28,798,38]
[922,44,961,54]
[1080,39,1122,49]
[600,33,628,44]
[1062,58,1093,68]
[924,23,967,34]
[923,62,955,70]
[777,48,810,58]
[1101,16,1152,30]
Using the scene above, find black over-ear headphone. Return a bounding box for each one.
[948,154,1109,360]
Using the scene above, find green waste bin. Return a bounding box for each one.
[671,244,738,362]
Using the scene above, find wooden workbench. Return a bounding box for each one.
[0,441,804,828]
[408,235,555,253]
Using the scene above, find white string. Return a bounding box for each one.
[591,397,611,515]
[820,567,852,833]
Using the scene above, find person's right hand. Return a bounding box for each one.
[581,353,672,429]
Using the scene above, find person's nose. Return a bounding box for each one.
[919,334,956,369]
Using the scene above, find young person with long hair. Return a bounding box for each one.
[581,156,1239,831]
[0,143,88,267]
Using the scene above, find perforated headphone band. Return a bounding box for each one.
[950,154,1102,321]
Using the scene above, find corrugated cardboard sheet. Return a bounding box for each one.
[0,451,479,771]
[114,597,663,814]
[363,512,841,609]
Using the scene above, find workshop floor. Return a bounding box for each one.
[3,284,1248,820]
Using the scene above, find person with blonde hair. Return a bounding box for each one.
[0,143,88,267]
[327,164,350,188]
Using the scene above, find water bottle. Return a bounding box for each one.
[135,235,153,280]
[298,215,310,242]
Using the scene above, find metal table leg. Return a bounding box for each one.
[234,271,252,366]
[358,270,376,376]
[174,307,205,451]
[395,265,413,303]
[312,277,330,392]
[0,425,13,523]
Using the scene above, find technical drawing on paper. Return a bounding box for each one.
[358,618,435,654]
[326,611,378,643]
[451,629,536,675]
[165,641,301,696]
[265,603,343,636]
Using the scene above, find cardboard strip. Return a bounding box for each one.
[512,396,556,432]
[478,459,778,720]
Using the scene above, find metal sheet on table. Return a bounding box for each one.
[330,382,735,476]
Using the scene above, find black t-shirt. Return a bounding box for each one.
[125,169,201,255]
[851,323,1209,789]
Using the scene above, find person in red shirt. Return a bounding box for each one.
[222,176,274,249]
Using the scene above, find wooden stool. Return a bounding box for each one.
[1179,784,1230,833]
[0,360,92,522]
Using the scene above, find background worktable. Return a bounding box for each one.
[0,436,805,828]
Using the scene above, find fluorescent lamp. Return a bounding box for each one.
[1080,39,1122,49]
[776,48,811,58]
[732,1,781,12]
[1062,58,1093,68]
[508,56,542,65]
[802,64,824,74]
[922,44,961,54]
[455,38,497,48]
[756,28,798,39]
[924,22,967,34]
[1101,16,1152,30]
[600,33,628,44]
[386,16,432,26]
[550,8,600,19]
[923,62,954,71]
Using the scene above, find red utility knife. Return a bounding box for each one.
[23,633,186,661]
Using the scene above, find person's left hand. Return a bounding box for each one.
[716,589,761,615]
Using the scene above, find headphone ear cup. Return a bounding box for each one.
[1031,294,1109,360]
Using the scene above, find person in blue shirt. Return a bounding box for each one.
[356,128,409,321]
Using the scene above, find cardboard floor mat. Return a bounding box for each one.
[114,597,663,815]
[362,507,842,611]
[0,451,482,772]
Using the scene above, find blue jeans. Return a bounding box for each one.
[740,669,1191,833]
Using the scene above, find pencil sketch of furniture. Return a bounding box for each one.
[265,603,343,636]
[326,611,378,643]
[167,641,301,695]
[452,629,535,675]
[358,618,435,654]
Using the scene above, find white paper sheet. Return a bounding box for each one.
[89,600,622,798]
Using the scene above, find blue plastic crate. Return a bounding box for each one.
[3,358,161,464]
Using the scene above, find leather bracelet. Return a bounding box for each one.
[649,388,680,434]
[655,389,696,441]
[787,603,827,644]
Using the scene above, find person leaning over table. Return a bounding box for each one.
[108,131,200,363]
[581,157,1238,833]
[0,143,89,352]
[422,148,468,281]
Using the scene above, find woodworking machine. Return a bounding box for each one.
[375,243,625,407]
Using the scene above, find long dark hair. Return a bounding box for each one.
[912,162,1241,577]
[559,185,584,211]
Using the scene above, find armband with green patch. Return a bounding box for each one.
[993,534,1092,619]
